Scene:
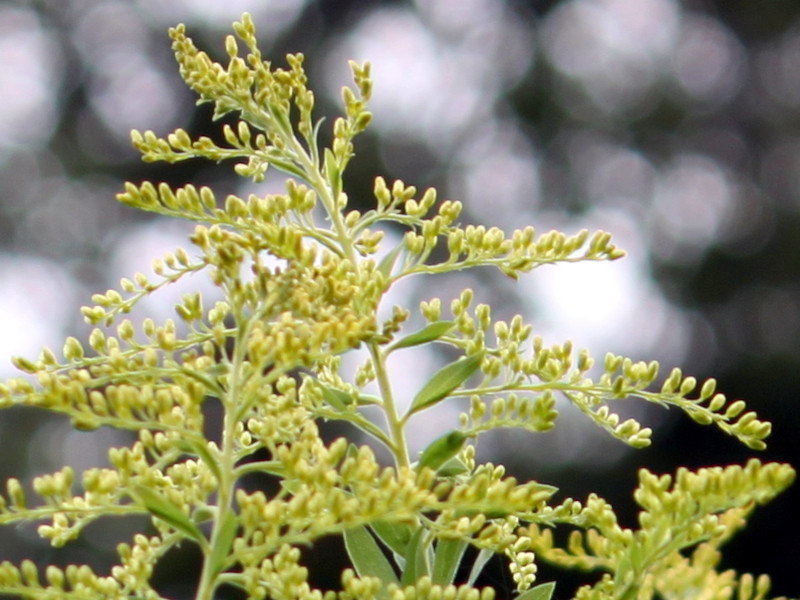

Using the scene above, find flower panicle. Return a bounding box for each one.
[0,12,793,600]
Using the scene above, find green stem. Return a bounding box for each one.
[194,309,251,600]
[369,343,410,468]
[285,121,412,470]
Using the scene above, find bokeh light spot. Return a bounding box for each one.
[650,154,735,263]
[0,7,63,150]
[543,0,679,115]
[670,15,745,106]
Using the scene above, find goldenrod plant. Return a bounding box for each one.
[0,14,794,600]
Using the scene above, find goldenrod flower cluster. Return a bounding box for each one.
[0,13,794,600]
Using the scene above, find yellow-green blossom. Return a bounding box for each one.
[0,12,793,600]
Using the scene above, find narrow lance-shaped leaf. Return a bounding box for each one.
[437,456,471,477]
[388,321,456,352]
[467,548,495,586]
[517,582,556,600]
[208,509,239,578]
[406,352,484,418]
[377,243,405,280]
[432,538,468,585]
[370,520,415,556]
[323,148,341,196]
[319,384,352,411]
[343,525,399,596]
[417,430,467,473]
[315,381,381,410]
[177,439,222,484]
[130,485,206,546]
[400,526,430,585]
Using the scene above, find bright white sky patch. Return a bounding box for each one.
[325,8,482,145]
[106,220,221,328]
[523,209,688,362]
[0,255,79,376]
[323,4,533,153]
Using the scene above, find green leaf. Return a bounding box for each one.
[177,439,222,484]
[437,457,471,477]
[130,485,205,545]
[355,393,382,406]
[377,243,404,280]
[370,520,415,556]
[323,148,340,192]
[400,526,429,585]
[431,538,468,585]
[280,479,302,494]
[208,510,238,577]
[315,381,380,410]
[319,384,353,411]
[613,553,637,598]
[417,431,468,473]
[467,548,494,586]
[265,154,306,181]
[388,321,456,352]
[407,352,484,417]
[516,582,556,600]
[343,525,399,594]
[346,443,359,459]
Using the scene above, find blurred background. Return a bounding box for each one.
[0,0,798,597]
